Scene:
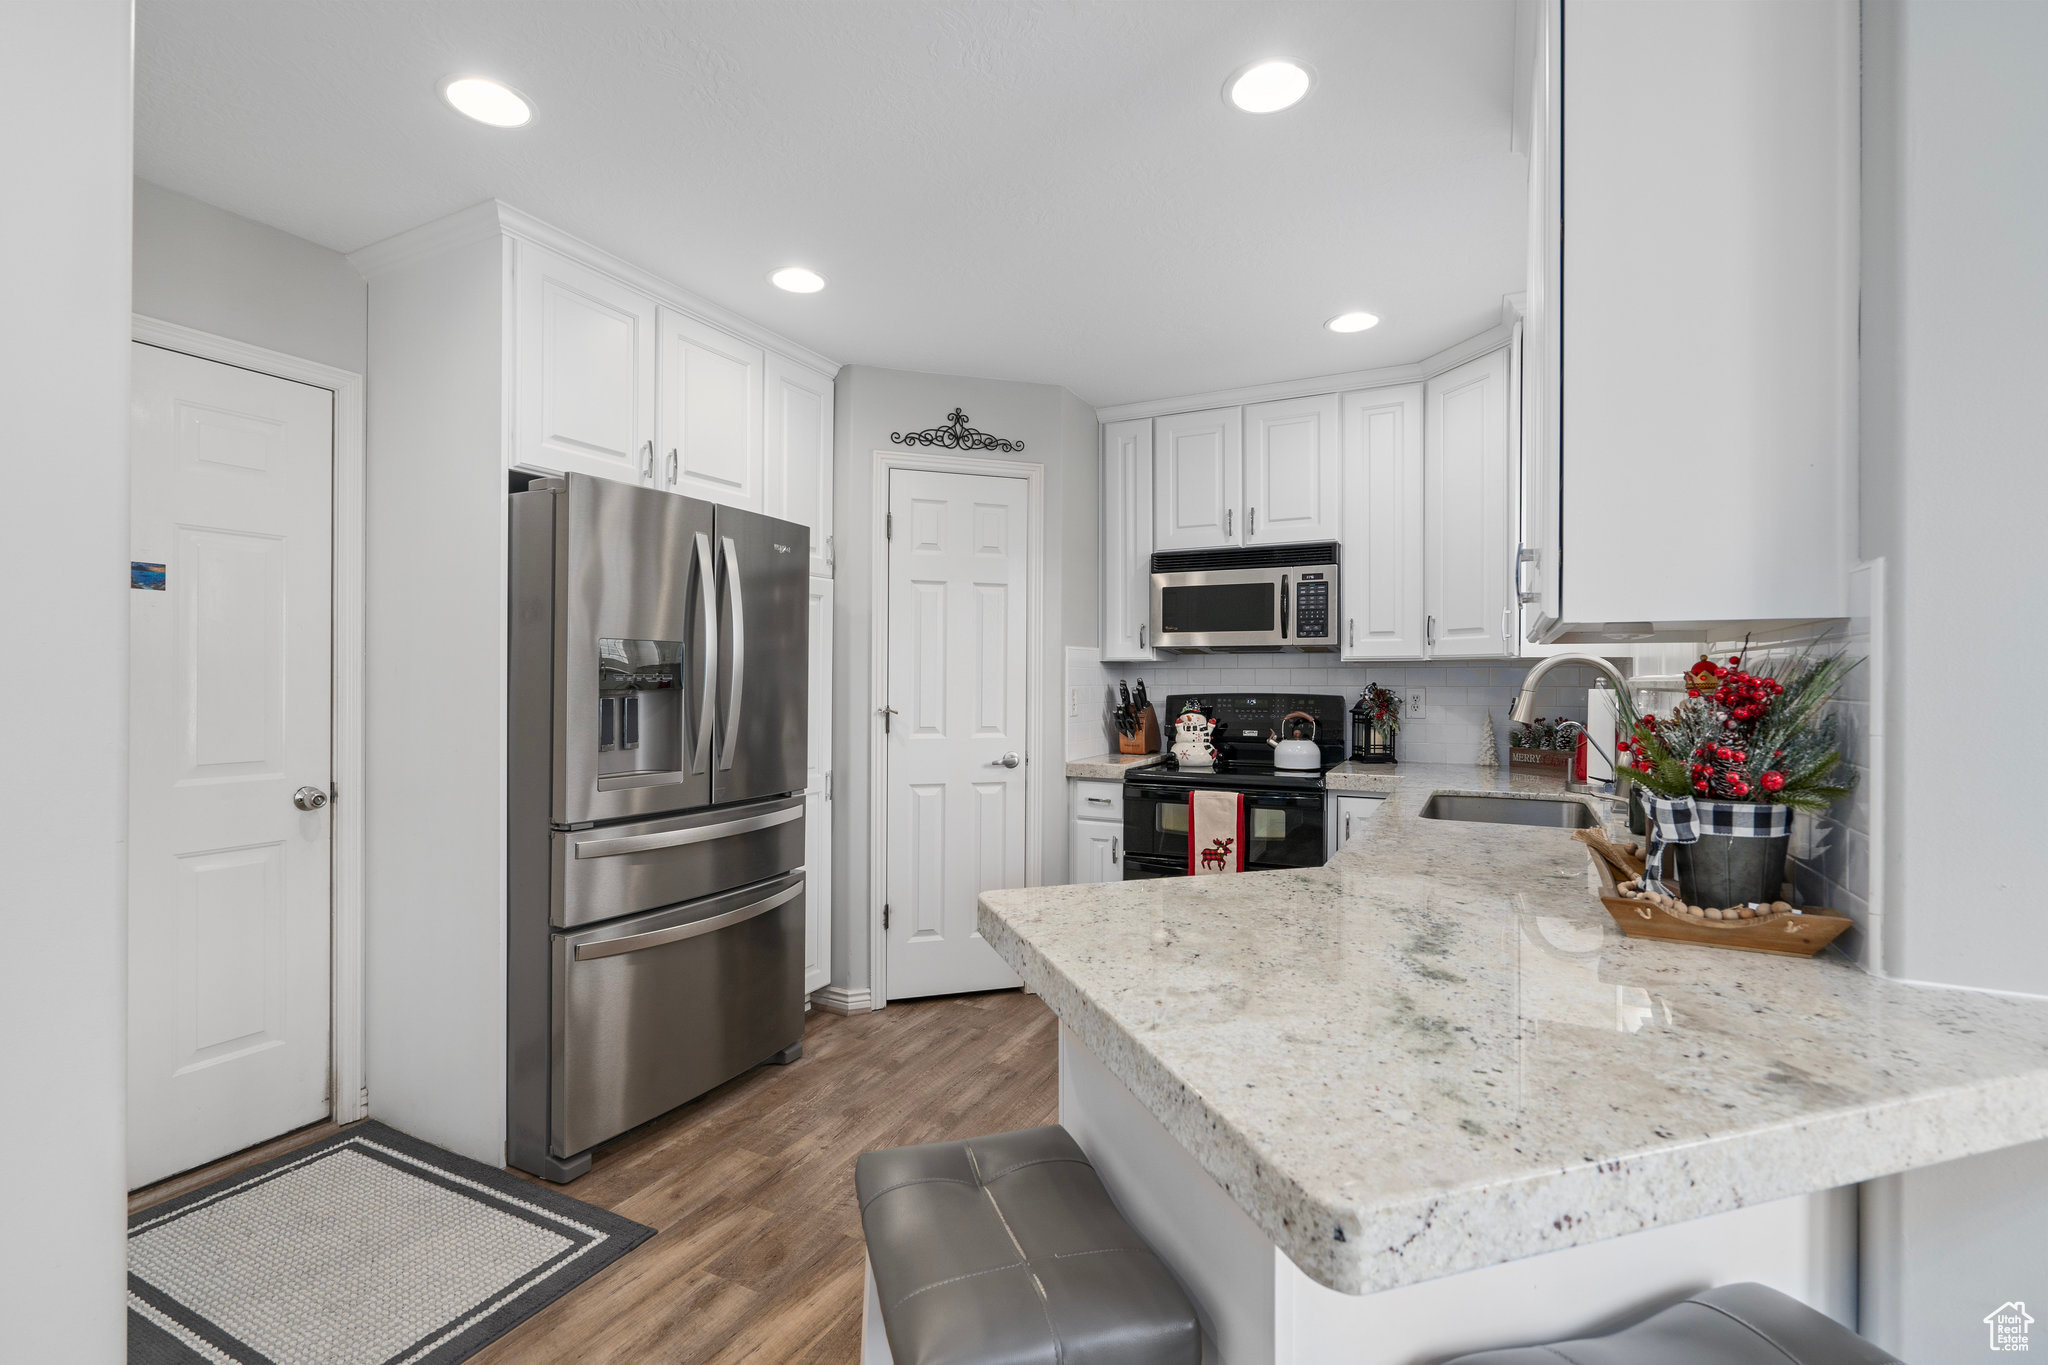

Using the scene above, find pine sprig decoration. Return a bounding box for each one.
[1614,644,1862,813]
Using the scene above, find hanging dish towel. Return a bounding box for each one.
[1188,790,1246,875]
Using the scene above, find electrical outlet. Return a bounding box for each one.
[1069,686,1079,718]
[1405,688,1428,720]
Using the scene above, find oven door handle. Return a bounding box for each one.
[572,881,802,960]
[571,805,801,859]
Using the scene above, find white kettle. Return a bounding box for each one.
[1267,711,1322,770]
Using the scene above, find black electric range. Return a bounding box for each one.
[1122,693,1347,879]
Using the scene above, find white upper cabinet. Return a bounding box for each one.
[1426,348,1514,658]
[1154,407,1242,551]
[1338,385,1424,659]
[658,306,764,510]
[1522,0,1853,640]
[513,241,658,484]
[1243,394,1341,545]
[765,355,835,577]
[1100,418,1155,661]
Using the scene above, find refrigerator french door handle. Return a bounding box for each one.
[719,535,744,771]
[572,881,802,961]
[570,804,803,859]
[691,532,718,774]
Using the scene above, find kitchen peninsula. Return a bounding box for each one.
[981,764,2048,1363]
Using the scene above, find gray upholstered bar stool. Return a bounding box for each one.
[855,1125,1200,1365]
[1445,1283,1900,1364]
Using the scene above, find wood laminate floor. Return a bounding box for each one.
[482,989,1056,1363]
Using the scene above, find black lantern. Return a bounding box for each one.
[1350,689,1399,764]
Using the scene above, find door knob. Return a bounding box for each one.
[991,752,1022,769]
[293,786,329,811]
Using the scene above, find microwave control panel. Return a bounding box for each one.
[1293,574,1331,640]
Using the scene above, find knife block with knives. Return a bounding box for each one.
[1113,679,1162,755]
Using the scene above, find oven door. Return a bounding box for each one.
[1150,568,1283,649]
[1124,781,1328,872]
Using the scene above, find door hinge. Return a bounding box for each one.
[883,903,891,930]
[824,770,832,801]
[885,513,893,540]
[826,534,835,575]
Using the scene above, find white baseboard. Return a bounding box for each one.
[812,984,872,1015]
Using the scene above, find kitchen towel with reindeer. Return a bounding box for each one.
[1188,790,1246,875]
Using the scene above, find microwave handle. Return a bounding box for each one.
[1280,574,1289,640]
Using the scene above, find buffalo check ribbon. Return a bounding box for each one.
[1640,796,1793,895]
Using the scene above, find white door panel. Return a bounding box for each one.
[804,576,833,994]
[659,307,764,509]
[1099,419,1155,660]
[1340,385,1425,659]
[513,242,658,484]
[1244,394,1341,544]
[1426,349,1514,658]
[885,470,1029,998]
[128,344,333,1189]
[766,357,835,578]
[1154,407,1242,551]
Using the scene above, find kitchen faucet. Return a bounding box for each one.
[1508,653,1631,724]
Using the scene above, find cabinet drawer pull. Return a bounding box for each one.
[1086,796,1112,805]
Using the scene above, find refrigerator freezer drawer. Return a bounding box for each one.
[551,794,804,929]
[551,872,804,1159]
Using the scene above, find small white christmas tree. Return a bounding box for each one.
[1477,711,1501,769]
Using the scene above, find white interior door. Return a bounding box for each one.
[884,468,1029,999]
[128,343,333,1189]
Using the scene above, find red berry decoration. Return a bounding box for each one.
[1761,771,1785,793]
[1694,780,1709,792]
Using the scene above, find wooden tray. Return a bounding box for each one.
[1587,851,1854,958]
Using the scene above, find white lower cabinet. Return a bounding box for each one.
[1071,816,1122,884]
[1068,780,1125,883]
[1326,794,1387,858]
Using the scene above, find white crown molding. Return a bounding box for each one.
[348,200,842,379]
[1092,320,1519,424]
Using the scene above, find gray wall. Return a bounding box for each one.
[1857,2,2048,1355]
[0,3,134,1355]
[133,178,366,373]
[830,367,1098,997]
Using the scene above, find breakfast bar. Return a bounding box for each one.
[981,764,2048,1362]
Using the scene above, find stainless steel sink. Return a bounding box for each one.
[1419,794,1599,829]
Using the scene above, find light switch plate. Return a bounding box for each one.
[1405,688,1428,720]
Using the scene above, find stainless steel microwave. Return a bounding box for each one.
[1150,542,1339,651]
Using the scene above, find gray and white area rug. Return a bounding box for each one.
[128,1122,652,1364]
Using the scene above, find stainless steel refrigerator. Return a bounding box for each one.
[507,473,809,1181]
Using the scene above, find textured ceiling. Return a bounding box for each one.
[135,1,1527,407]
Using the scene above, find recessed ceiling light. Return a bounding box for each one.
[1326,311,1380,334]
[1226,60,1313,114]
[440,76,533,128]
[769,266,826,294]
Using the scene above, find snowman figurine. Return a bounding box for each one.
[1171,706,1220,770]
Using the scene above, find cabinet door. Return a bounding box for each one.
[1243,394,1341,544]
[1327,794,1386,858]
[513,242,658,484]
[1425,348,1514,658]
[657,306,764,510]
[803,576,833,993]
[1100,418,1156,660]
[766,355,835,578]
[1069,815,1121,885]
[1154,407,1242,551]
[1339,385,1425,659]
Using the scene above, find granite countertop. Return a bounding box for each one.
[980,761,2048,1296]
[1066,752,1165,780]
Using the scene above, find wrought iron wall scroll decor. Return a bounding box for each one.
[890,409,1026,453]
